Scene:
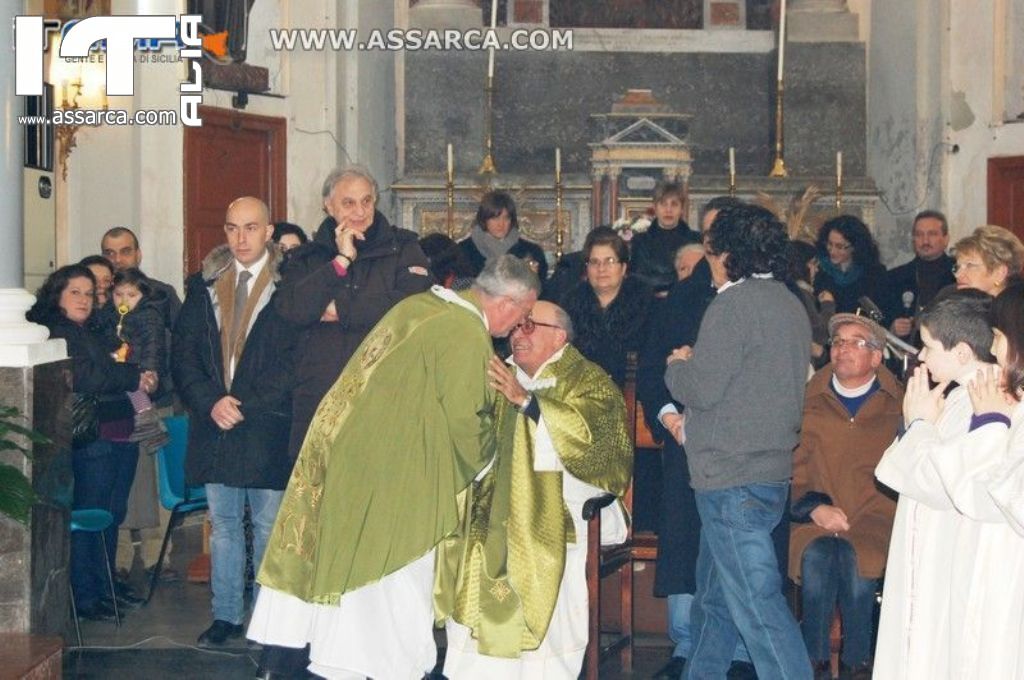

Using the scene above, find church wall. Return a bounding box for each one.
[63,0,339,294]
[403,43,867,185]
[945,0,1024,237]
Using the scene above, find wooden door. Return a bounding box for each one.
[183,105,287,276]
[988,156,1024,240]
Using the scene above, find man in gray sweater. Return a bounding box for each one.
[666,204,812,680]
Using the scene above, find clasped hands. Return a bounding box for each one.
[904,364,1014,425]
[487,356,528,405]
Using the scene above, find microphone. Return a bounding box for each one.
[901,290,915,316]
[856,296,919,357]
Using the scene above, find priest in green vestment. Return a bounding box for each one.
[436,300,634,678]
[247,255,540,680]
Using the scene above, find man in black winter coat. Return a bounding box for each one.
[172,196,297,649]
[272,165,433,459]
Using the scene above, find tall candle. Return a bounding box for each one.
[729,147,736,181]
[487,0,498,80]
[555,147,561,182]
[837,151,843,185]
[447,143,453,181]
[777,0,787,81]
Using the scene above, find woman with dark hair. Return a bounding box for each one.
[561,226,652,387]
[419,233,476,290]
[787,239,834,367]
[814,215,887,315]
[272,222,308,252]
[458,190,548,282]
[27,265,154,621]
[79,255,115,308]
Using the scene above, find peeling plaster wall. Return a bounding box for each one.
[866,0,945,267]
[946,0,1024,235]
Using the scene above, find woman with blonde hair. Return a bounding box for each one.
[953,224,1024,296]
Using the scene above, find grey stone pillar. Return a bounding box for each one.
[408,0,483,30]
[0,2,72,640]
[789,0,859,42]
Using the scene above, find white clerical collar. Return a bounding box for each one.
[235,248,269,281]
[507,344,566,388]
[430,285,488,331]
[831,373,876,397]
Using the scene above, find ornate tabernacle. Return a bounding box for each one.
[589,89,694,226]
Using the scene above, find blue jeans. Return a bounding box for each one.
[70,439,139,608]
[800,536,878,665]
[668,593,751,662]
[205,484,283,624]
[686,482,811,680]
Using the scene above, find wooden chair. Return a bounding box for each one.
[582,353,660,679]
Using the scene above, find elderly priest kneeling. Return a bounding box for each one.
[436,300,634,679]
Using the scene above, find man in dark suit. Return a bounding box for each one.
[881,210,954,339]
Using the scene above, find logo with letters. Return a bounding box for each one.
[14,14,204,127]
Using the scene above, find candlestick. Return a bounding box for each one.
[769,81,788,177]
[836,151,843,185]
[555,147,561,183]
[728,147,736,195]
[447,143,453,182]
[777,0,787,82]
[555,172,565,262]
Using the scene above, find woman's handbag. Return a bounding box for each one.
[70,393,99,449]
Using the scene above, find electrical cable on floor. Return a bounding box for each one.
[63,634,261,665]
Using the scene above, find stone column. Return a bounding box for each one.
[591,169,604,228]
[789,0,859,42]
[0,2,72,640]
[408,0,484,30]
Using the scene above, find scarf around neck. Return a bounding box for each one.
[470,223,520,262]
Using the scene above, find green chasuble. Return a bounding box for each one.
[258,287,497,604]
[435,344,633,657]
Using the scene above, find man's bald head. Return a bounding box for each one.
[226,196,270,224]
[224,197,273,266]
[510,300,574,375]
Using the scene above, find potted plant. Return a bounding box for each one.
[0,406,48,524]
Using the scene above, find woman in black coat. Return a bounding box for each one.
[458,190,548,283]
[27,265,151,620]
[561,227,652,387]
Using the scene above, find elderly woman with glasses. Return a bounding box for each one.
[952,224,1024,297]
[560,226,652,387]
[814,215,887,316]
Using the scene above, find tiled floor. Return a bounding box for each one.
[63,522,678,679]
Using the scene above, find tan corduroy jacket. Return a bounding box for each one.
[789,365,903,582]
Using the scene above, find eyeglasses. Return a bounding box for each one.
[952,262,985,275]
[830,336,879,350]
[513,318,562,335]
[586,257,621,268]
[826,240,853,252]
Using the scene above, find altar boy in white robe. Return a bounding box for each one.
[435,301,633,679]
[874,290,995,679]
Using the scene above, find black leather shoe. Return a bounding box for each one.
[727,660,758,680]
[77,600,117,621]
[813,660,834,680]
[197,620,244,647]
[655,656,686,679]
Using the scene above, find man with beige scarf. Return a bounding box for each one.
[172,196,297,648]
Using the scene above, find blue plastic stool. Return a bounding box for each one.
[69,508,120,646]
